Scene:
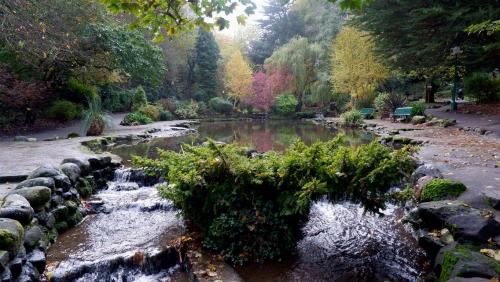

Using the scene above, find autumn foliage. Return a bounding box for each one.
[0,67,52,110]
[245,67,294,112]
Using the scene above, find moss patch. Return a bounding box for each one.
[421,179,466,202]
[439,250,460,282]
[64,200,79,214]
[76,178,94,198]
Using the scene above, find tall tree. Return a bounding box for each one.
[354,0,500,75]
[98,0,367,37]
[330,27,388,98]
[248,0,304,65]
[265,37,320,111]
[224,50,253,106]
[193,29,220,100]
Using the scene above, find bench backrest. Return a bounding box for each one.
[394,107,413,116]
[360,108,375,115]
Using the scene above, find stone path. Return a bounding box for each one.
[361,116,499,214]
[0,114,195,186]
[427,105,500,136]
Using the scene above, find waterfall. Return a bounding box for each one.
[114,168,132,182]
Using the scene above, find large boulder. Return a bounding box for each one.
[414,176,435,201]
[435,243,500,281]
[0,194,34,225]
[88,156,112,170]
[60,163,81,184]
[27,249,46,273]
[417,201,500,243]
[61,158,91,176]
[10,186,51,211]
[483,190,500,210]
[411,115,426,125]
[411,164,443,184]
[16,177,55,190]
[53,174,72,192]
[28,165,61,179]
[0,218,24,255]
[23,225,43,250]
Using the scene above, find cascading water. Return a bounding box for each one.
[237,200,429,282]
[45,169,187,282]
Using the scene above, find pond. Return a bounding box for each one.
[111,119,375,165]
[47,119,429,281]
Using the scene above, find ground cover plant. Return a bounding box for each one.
[133,137,417,264]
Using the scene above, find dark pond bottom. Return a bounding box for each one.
[237,201,429,282]
[111,119,375,165]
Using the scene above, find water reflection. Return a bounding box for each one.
[112,119,374,165]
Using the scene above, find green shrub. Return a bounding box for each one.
[138,105,160,121]
[339,110,364,127]
[175,100,199,119]
[209,97,233,115]
[159,109,173,121]
[46,100,82,121]
[120,112,152,126]
[193,89,208,102]
[353,84,376,110]
[158,98,177,113]
[65,77,97,103]
[132,86,148,111]
[276,93,298,115]
[420,179,466,202]
[295,111,316,119]
[375,92,407,117]
[100,86,132,112]
[332,92,351,113]
[464,72,500,103]
[133,138,416,264]
[409,101,426,116]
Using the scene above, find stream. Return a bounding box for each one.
[45,170,188,281]
[46,120,429,281]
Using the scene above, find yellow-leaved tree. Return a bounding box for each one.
[331,27,389,107]
[224,50,253,106]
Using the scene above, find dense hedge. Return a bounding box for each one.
[120,112,152,125]
[133,137,416,264]
[45,100,82,121]
[209,97,233,115]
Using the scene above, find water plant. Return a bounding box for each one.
[133,137,416,264]
[339,110,364,127]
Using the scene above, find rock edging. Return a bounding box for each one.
[0,156,119,281]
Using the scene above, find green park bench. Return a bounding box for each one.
[392,107,413,121]
[360,108,375,119]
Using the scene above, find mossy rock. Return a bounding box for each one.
[11,186,51,210]
[64,201,79,215]
[421,179,466,202]
[54,221,68,233]
[52,205,68,222]
[437,244,500,282]
[76,177,94,198]
[67,210,82,227]
[0,218,24,255]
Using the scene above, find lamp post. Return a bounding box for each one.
[450,46,462,111]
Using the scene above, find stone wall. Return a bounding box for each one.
[0,157,119,281]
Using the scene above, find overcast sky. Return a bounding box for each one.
[218,0,269,37]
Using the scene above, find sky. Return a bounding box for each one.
[217,0,269,38]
